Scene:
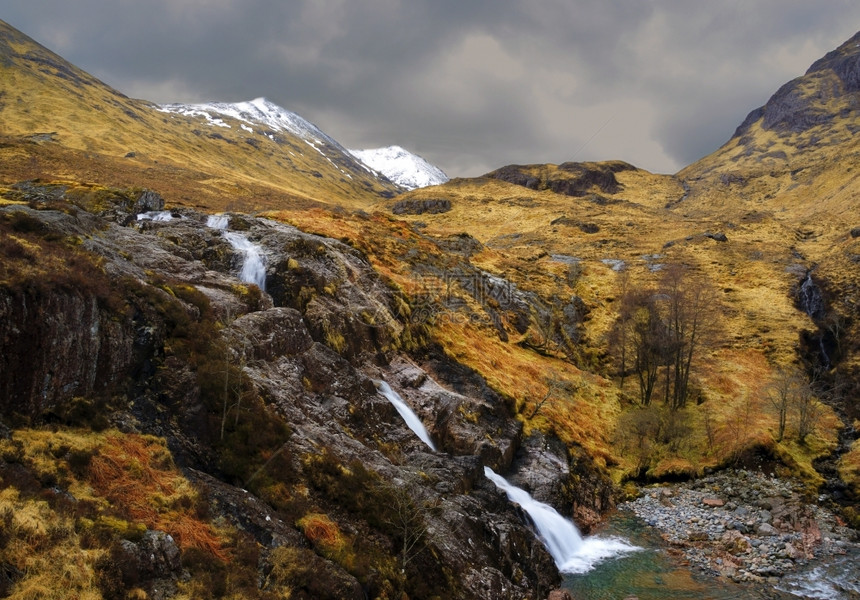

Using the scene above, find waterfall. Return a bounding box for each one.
[224,232,267,290]
[799,273,825,320]
[206,214,267,290]
[375,381,437,451]
[206,214,230,229]
[798,272,832,368]
[484,466,638,574]
[137,211,174,221]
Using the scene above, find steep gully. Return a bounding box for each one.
[797,272,857,507]
[376,380,637,574]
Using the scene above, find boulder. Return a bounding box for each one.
[222,307,314,362]
[133,189,165,214]
[721,530,751,554]
[116,530,182,584]
[508,432,570,508]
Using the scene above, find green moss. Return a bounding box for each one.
[322,321,347,354]
[78,515,147,544]
[231,283,264,312]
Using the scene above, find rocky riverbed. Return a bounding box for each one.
[621,469,859,586]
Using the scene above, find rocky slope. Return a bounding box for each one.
[0,184,612,598]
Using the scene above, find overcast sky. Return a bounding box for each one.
[4,2,860,177]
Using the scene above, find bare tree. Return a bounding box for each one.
[611,265,718,410]
[375,472,439,578]
[630,292,664,406]
[527,376,579,419]
[795,372,823,443]
[660,264,717,410]
[612,269,632,392]
[767,367,803,442]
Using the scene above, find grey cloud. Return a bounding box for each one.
[4,0,860,177]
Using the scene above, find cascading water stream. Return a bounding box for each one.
[223,232,266,290]
[484,466,638,574]
[797,271,833,370]
[137,210,175,221]
[206,214,230,230]
[206,214,267,290]
[375,378,637,573]
[799,273,825,320]
[375,381,437,451]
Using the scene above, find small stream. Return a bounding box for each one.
[563,513,794,600]
[375,381,437,451]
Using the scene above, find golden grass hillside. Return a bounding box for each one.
[265,195,841,486]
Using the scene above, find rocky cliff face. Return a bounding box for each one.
[0,186,615,598]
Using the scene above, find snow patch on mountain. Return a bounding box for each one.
[349,146,449,190]
[158,97,342,150]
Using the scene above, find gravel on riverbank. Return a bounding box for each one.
[621,469,859,584]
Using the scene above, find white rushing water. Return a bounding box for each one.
[483,466,638,574]
[776,553,860,599]
[375,381,437,451]
[206,214,230,230]
[206,214,266,290]
[224,232,267,290]
[137,210,175,221]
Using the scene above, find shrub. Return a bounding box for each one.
[297,512,344,554]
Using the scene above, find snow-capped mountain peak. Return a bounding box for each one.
[159,99,447,190]
[349,145,449,190]
[158,97,341,148]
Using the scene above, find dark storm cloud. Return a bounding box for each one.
[4,1,860,176]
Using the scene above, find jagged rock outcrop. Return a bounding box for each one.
[392,198,452,215]
[486,160,634,197]
[734,31,860,137]
[0,286,135,417]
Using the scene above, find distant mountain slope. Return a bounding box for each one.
[0,20,400,210]
[350,145,448,190]
[161,97,343,146]
[159,97,390,191]
[679,30,860,221]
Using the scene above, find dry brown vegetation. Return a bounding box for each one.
[0,429,231,598]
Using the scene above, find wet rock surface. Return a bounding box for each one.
[623,469,859,584]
